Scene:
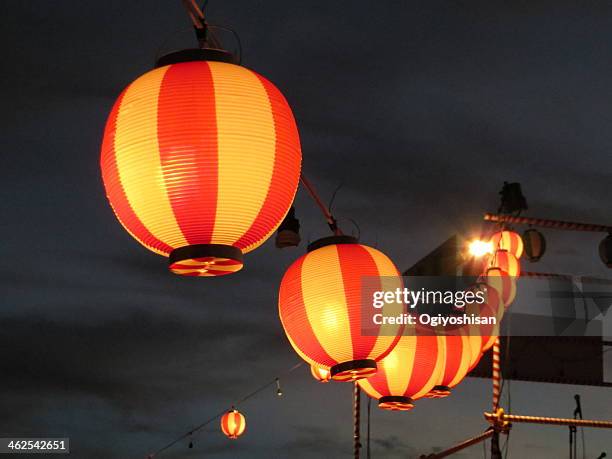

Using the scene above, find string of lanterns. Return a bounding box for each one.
[100,2,528,455]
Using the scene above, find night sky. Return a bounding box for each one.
[1,1,611,458]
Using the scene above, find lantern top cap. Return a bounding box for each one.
[155,48,236,68]
[307,235,359,253]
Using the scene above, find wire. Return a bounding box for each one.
[146,361,304,458]
[366,396,371,459]
[328,183,343,215]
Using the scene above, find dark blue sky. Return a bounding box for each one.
[1,1,610,458]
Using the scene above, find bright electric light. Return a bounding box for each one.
[468,240,493,257]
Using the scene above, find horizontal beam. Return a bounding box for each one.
[484,411,612,428]
[484,213,612,233]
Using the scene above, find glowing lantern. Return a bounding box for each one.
[220,408,246,439]
[425,333,472,398]
[358,335,445,411]
[490,230,524,258]
[310,364,331,383]
[472,284,504,353]
[100,51,302,276]
[486,268,517,307]
[278,236,404,381]
[488,250,520,277]
[522,229,546,262]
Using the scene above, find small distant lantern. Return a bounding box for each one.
[310,364,331,383]
[488,250,521,277]
[522,229,546,262]
[599,234,612,268]
[490,230,524,259]
[220,408,246,440]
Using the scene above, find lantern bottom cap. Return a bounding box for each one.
[425,385,452,399]
[168,244,244,277]
[330,359,377,381]
[378,396,414,411]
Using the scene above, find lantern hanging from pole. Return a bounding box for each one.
[424,333,472,399]
[358,334,445,411]
[472,283,504,353]
[490,230,523,259]
[485,268,517,307]
[220,408,246,440]
[599,234,612,268]
[100,50,302,276]
[522,229,546,262]
[488,250,521,277]
[278,236,405,381]
[310,364,331,383]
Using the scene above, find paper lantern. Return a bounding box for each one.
[599,234,612,268]
[424,333,472,398]
[473,284,504,353]
[358,334,444,411]
[220,408,246,439]
[486,268,517,307]
[101,51,302,276]
[490,230,523,259]
[488,250,520,277]
[522,229,546,262]
[310,364,331,383]
[279,236,404,381]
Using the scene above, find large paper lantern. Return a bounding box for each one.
[101,51,302,276]
[425,333,472,398]
[358,334,444,411]
[488,250,520,277]
[490,230,523,259]
[279,236,404,381]
[220,408,246,439]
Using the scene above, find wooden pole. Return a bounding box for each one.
[354,382,361,459]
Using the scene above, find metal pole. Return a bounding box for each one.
[484,213,612,233]
[419,429,495,459]
[354,382,361,459]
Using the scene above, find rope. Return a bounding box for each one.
[145,361,304,458]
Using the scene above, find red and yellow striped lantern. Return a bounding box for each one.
[100,52,301,276]
[485,267,517,307]
[220,408,246,440]
[488,250,521,277]
[467,283,503,355]
[425,333,472,398]
[310,364,331,383]
[358,334,445,411]
[490,230,524,259]
[279,236,404,381]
